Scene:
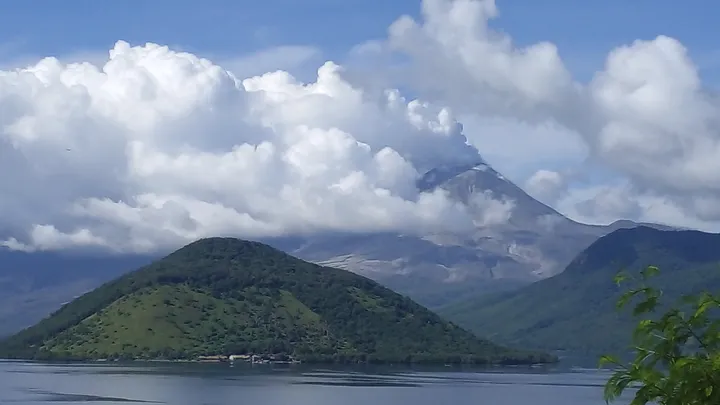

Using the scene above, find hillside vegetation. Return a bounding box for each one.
[439,227,720,353]
[0,238,552,364]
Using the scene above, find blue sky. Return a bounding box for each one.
[1,0,717,83]
[0,0,720,79]
[0,1,413,61]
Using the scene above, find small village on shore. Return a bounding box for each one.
[195,354,300,364]
[89,354,301,364]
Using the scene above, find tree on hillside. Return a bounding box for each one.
[600,266,720,405]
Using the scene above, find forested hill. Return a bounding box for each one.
[439,226,720,353]
[0,237,553,364]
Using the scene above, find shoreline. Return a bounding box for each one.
[0,355,558,367]
[0,358,562,374]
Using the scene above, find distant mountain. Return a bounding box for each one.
[0,161,674,337]
[0,237,553,364]
[0,250,151,337]
[438,226,720,353]
[282,162,672,308]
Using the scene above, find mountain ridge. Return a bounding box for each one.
[288,162,676,307]
[438,226,720,353]
[0,237,554,364]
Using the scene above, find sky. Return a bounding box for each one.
[0,0,719,252]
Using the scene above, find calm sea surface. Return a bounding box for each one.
[0,360,631,405]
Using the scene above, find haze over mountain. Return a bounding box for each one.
[0,237,553,364]
[0,250,152,336]
[439,226,720,353]
[0,159,673,337]
[278,161,673,307]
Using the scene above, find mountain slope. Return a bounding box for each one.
[438,226,720,353]
[0,237,553,364]
[290,162,669,308]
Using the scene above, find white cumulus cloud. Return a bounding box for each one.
[372,0,720,227]
[524,170,567,205]
[0,41,502,253]
[4,0,720,253]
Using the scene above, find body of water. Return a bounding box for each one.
[0,360,628,404]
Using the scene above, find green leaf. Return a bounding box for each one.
[617,290,641,310]
[633,295,659,316]
[692,294,714,319]
[614,271,629,286]
[640,266,660,280]
[599,354,621,368]
[603,265,720,405]
[632,320,657,342]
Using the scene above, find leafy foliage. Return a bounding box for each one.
[601,266,720,405]
[438,227,720,353]
[0,238,554,364]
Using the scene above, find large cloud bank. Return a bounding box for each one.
[382,0,720,228]
[0,40,507,252]
[2,0,720,252]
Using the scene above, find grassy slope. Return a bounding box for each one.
[0,238,554,364]
[44,285,334,359]
[439,227,720,353]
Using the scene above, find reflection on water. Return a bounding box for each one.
[0,360,627,405]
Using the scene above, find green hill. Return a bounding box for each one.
[438,226,720,354]
[0,237,552,364]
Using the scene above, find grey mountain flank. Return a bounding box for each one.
[269,161,672,307]
[0,159,671,336]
